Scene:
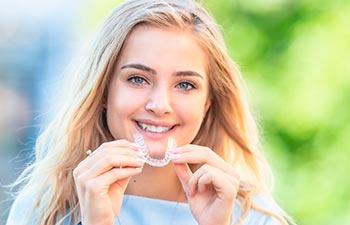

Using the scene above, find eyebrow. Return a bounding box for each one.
[120,63,156,75]
[120,63,204,80]
[175,70,204,80]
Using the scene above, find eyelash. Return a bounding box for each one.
[127,75,148,86]
[127,75,197,91]
[176,81,196,91]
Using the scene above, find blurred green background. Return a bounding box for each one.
[206,1,350,224]
[1,0,349,224]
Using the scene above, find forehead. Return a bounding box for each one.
[116,25,208,77]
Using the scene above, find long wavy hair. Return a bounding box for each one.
[12,0,293,224]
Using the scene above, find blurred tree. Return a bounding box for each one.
[203,0,350,224]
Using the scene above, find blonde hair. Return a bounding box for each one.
[12,0,293,224]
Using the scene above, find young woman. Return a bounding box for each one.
[6,0,295,224]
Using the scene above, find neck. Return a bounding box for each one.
[125,163,187,202]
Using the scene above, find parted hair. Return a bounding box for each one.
[12,0,292,224]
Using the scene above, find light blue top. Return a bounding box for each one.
[6,192,283,225]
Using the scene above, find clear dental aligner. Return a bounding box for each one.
[134,134,177,167]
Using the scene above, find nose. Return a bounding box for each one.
[145,86,173,116]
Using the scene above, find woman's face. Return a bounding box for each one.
[106,25,210,158]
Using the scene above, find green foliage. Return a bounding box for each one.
[206,0,350,224]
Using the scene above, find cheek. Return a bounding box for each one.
[175,102,206,145]
[105,94,125,137]
[106,86,146,137]
[175,96,207,130]
[107,85,145,115]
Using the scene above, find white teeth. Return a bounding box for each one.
[137,122,171,133]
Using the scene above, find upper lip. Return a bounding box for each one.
[134,119,176,127]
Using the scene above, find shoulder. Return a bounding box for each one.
[233,194,285,225]
[6,189,39,225]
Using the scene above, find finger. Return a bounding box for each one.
[76,142,141,173]
[197,173,212,193]
[171,145,223,166]
[82,155,145,179]
[83,167,143,195]
[171,145,238,177]
[87,167,143,215]
[172,162,193,195]
[189,164,238,198]
[75,148,140,179]
[74,149,145,189]
[188,164,208,196]
[91,139,140,156]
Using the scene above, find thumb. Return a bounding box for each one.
[172,162,192,195]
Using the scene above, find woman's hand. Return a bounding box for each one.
[172,145,240,225]
[73,140,145,225]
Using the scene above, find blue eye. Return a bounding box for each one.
[177,81,195,91]
[128,76,147,85]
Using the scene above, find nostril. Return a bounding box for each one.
[144,95,172,115]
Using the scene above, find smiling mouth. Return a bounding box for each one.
[136,121,175,133]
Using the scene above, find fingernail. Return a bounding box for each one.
[130,143,141,149]
[172,147,183,154]
[136,157,146,164]
[185,187,190,196]
[135,167,143,172]
[135,151,146,158]
[170,153,181,160]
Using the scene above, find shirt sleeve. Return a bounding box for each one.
[6,190,39,225]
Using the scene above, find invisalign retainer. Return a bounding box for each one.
[134,134,177,167]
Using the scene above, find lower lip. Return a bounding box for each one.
[133,121,177,140]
